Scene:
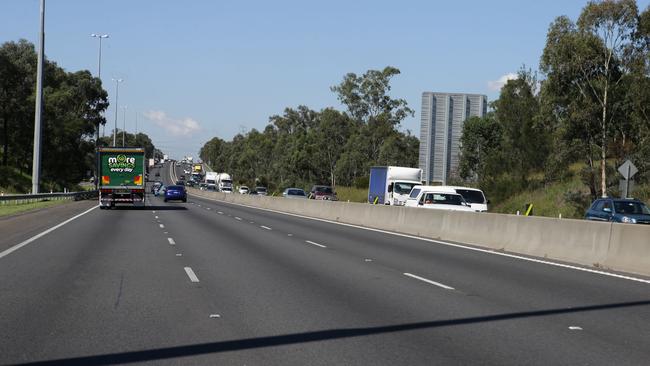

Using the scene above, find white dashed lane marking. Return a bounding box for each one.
[168,238,176,245]
[305,240,326,248]
[403,273,454,290]
[260,225,272,230]
[184,267,200,283]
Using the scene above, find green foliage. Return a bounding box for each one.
[199,67,418,192]
[0,39,162,191]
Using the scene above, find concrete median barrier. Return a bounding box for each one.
[189,188,650,277]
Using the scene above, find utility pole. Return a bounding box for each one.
[90,33,108,190]
[111,78,123,146]
[31,0,45,194]
[122,105,127,147]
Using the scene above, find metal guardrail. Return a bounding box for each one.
[0,190,98,205]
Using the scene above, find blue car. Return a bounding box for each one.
[164,185,187,202]
[585,198,650,224]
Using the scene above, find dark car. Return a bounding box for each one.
[164,185,187,202]
[585,198,650,224]
[283,188,307,199]
[175,180,186,186]
[309,185,337,200]
[255,186,268,196]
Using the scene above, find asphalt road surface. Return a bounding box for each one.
[1,162,649,365]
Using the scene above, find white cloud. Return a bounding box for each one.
[487,73,518,91]
[144,110,201,137]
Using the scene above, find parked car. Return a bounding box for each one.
[405,186,474,212]
[309,185,337,200]
[255,186,268,196]
[283,188,307,199]
[239,186,250,194]
[584,198,650,224]
[164,185,187,202]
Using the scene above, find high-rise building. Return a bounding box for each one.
[418,92,487,184]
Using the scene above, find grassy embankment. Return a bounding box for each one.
[0,166,79,217]
[329,163,650,219]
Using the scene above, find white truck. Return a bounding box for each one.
[368,166,423,206]
[204,171,219,190]
[216,173,233,193]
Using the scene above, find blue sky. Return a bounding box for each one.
[2,0,649,159]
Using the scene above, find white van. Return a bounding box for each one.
[404,185,475,212]
[436,186,489,212]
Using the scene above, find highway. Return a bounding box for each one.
[1,162,649,365]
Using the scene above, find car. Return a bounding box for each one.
[239,186,250,194]
[283,188,307,199]
[185,180,195,187]
[584,198,650,224]
[404,186,475,212]
[155,172,160,177]
[255,186,268,196]
[154,184,166,196]
[309,185,337,200]
[179,175,185,180]
[434,185,489,212]
[175,180,185,186]
[164,185,187,202]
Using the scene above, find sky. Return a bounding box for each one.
[2,0,649,160]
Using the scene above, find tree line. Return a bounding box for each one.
[459,0,650,205]
[0,39,161,192]
[199,67,419,191]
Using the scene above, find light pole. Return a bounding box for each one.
[111,78,123,146]
[90,34,109,79]
[122,105,128,146]
[32,0,45,194]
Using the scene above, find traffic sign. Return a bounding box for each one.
[618,160,638,180]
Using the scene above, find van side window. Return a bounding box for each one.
[409,188,421,199]
[592,200,604,211]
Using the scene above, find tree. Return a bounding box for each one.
[541,0,640,197]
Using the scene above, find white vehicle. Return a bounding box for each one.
[204,171,219,190]
[368,166,423,206]
[238,186,249,194]
[405,185,475,212]
[435,186,489,212]
[217,173,233,193]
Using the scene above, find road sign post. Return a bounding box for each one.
[617,160,638,198]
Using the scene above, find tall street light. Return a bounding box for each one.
[90,33,109,79]
[32,0,45,194]
[90,33,108,189]
[111,78,123,146]
[122,105,128,146]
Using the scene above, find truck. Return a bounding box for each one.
[204,171,219,190]
[148,158,155,168]
[216,173,233,193]
[192,163,203,173]
[98,147,146,209]
[368,166,423,206]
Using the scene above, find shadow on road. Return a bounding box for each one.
[9,299,650,366]
[105,206,188,211]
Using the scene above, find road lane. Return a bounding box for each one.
[0,162,648,365]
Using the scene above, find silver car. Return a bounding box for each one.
[282,188,307,199]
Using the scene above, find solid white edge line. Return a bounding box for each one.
[404,273,455,290]
[167,238,176,245]
[0,205,99,260]
[188,192,650,285]
[260,225,272,230]
[184,267,200,282]
[305,240,326,248]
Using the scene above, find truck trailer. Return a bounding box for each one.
[368,166,423,205]
[98,147,146,209]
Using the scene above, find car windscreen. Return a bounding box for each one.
[288,189,305,196]
[409,188,421,199]
[423,193,464,205]
[394,182,418,195]
[455,189,485,204]
[167,185,183,191]
[315,186,333,194]
[614,201,650,215]
[256,187,267,192]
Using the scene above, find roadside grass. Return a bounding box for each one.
[0,166,32,194]
[0,199,72,218]
[335,186,367,203]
